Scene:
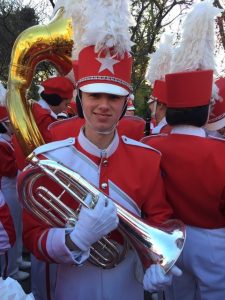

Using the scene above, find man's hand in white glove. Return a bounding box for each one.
[70,193,119,251]
[143,264,182,292]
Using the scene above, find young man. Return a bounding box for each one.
[19,42,181,300]
[18,1,183,298]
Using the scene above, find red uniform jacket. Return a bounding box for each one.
[144,133,225,229]
[0,199,16,253]
[0,139,17,181]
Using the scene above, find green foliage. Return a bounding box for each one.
[0,1,39,82]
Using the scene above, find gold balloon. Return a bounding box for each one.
[7,8,73,157]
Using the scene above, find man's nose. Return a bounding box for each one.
[98,96,110,107]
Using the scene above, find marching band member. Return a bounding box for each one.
[33,76,74,140]
[144,2,225,299]
[146,34,174,135]
[0,84,30,281]
[13,76,74,170]
[118,94,146,140]
[125,94,135,116]
[19,1,181,299]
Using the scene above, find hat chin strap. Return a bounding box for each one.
[78,94,128,135]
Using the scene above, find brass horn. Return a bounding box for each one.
[18,153,185,271]
[8,7,185,270]
[7,8,73,157]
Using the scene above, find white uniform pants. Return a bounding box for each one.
[164,226,225,300]
[31,255,57,300]
[55,249,144,300]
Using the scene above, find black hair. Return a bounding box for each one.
[40,91,63,106]
[0,123,7,133]
[76,90,128,120]
[166,105,209,127]
[76,90,84,118]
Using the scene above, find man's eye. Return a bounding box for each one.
[90,93,99,98]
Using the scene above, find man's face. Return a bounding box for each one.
[82,92,126,133]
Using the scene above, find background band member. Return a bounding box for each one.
[144,2,225,299]
[0,85,30,281]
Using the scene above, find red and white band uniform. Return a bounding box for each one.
[20,128,173,300]
[144,126,225,300]
[0,190,15,256]
[0,133,23,278]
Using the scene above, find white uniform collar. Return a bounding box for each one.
[151,117,167,134]
[171,125,206,137]
[78,128,119,158]
[38,99,57,120]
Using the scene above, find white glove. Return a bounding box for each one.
[143,264,182,292]
[70,193,119,251]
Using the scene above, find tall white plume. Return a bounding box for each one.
[53,0,135,59]
[146,34,174,85]
[170,0,221,73]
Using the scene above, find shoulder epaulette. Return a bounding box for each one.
[141,133,168,143]
[121,135,161,155]
[33,138,75,156]
[48,116,79,130]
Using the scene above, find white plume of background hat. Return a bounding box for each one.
[53,0,135,59]
[0,82,7,107]
[169,0,221,101]
[146,33,174,85]
[170,0,221,74]
[145,34,174,104]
